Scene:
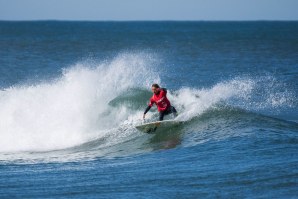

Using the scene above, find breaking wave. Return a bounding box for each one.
[0,53,295,161]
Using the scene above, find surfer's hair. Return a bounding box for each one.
[152,84,160,89]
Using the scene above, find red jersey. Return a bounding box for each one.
[148,88,171,112]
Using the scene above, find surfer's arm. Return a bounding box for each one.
[144,105,151,115]
[143,99,154,118]
[144,99,154,114]
[143,106,151,119]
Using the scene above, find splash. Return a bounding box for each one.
[170,78,255,121]
[0,53,160,152]
[170,76,294,121]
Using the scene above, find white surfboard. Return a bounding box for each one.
[135,120,182,134]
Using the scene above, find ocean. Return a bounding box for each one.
[0,21,297,198]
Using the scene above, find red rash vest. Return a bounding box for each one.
[148,89,171,112]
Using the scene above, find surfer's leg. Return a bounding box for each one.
[159,111,165,121]
[171,106,178,117]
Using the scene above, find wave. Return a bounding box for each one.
[0,53,295,157]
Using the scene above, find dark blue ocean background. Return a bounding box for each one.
[0,21,297,198]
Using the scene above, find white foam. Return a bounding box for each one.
[170,78,255,121]
[0,53,159,152]
[170,76,294,121]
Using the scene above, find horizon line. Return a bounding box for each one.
[1,19,298,22]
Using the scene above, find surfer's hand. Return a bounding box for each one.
[143,114,146,119]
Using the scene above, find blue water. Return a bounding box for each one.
[0,21,297,198]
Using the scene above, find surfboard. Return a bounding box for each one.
[135,120,182,134]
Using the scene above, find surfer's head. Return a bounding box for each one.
[151,84,160,94]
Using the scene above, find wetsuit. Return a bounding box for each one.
[144,88,177,121]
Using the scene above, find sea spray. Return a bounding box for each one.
[170,78,255,121]
[170,76,294,121]
[0,53,159,152]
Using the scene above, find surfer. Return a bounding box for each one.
[143,84,177,121]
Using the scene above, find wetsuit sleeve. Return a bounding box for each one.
[144,106,151,114]
[144,98,154,114]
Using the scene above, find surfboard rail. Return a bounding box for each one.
[135,120,182,134]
